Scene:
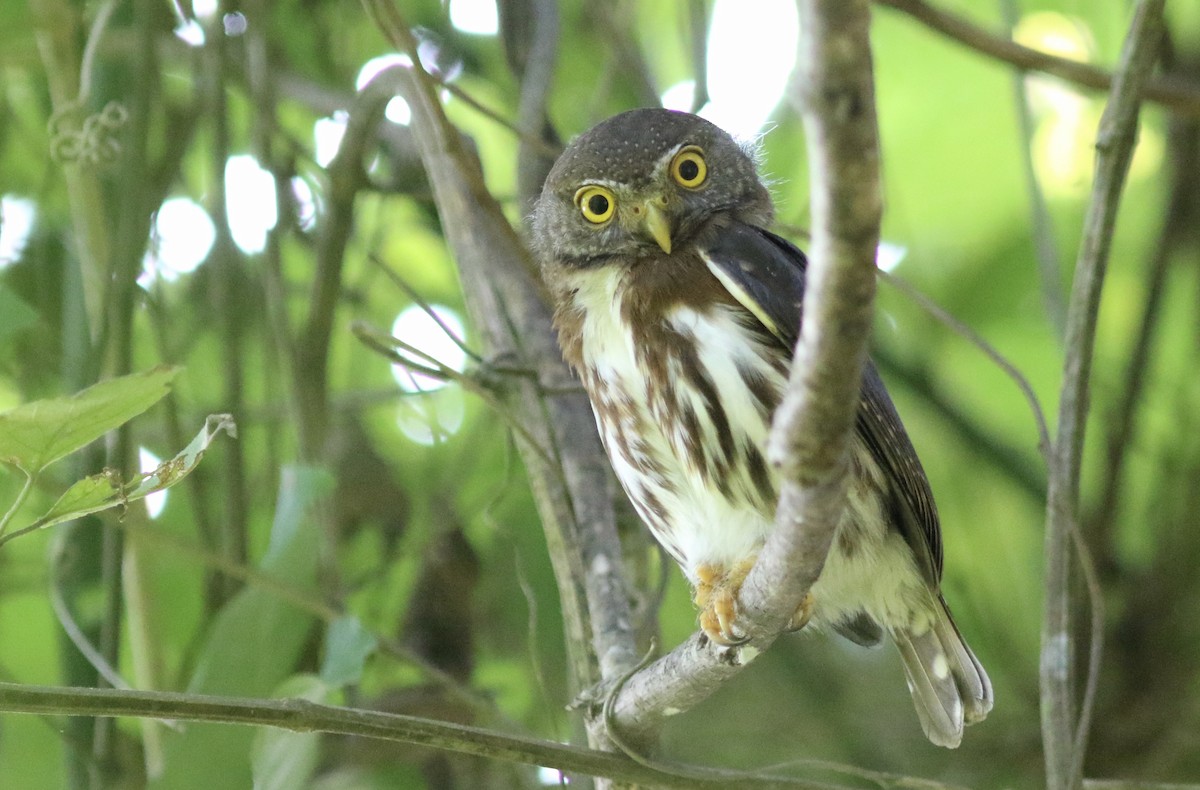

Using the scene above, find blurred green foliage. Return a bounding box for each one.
[1,1,1199,788]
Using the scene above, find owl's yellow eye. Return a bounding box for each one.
[575,185,617,224]
[670,146,707,188]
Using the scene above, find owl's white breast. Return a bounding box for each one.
[568,268,781,578]
[564,265,934,633]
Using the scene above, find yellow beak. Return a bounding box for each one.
[641,203,672,254]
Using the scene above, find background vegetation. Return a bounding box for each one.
[1,0,1198,787]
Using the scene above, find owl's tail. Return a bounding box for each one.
[892,595,993,748]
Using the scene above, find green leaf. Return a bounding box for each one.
[0,415,236,543]
[320,614,379,687]
[251,675,331,790]
[0,366,178,474]
[153,465,333,790]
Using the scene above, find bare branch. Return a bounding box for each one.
[294,71,391,461]
[756,0,882,640]
[360,0,641,758]
[875,0,1200,117]
[610,0,881,742]
[688,0,711,113]
[879,270,1051,459]
[499,0,562,211]
[1042,3,1165,789]
[0,682,815,789]
[1090,101,1200,561]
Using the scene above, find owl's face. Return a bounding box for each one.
[531,109,773,267]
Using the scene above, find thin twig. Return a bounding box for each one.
[1089,105,1199,561]
[1042,3,1165,789]
[77,0,118,103]
[350,321,559,467]
[0,682,871,789]
[593,2,661,108]
[362,0,641,758]
[879,270,1052,458]
[438,80,562,160]
[510,0,560,212]
[873,346,1044,499]
[366,251,483,362]
[875,0,1200,117]
[0,466,34,536]
[49,536,132,693]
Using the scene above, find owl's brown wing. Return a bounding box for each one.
[699,221,943,586]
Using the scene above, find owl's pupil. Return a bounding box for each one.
[679,160,699,181]
[588,194,609,215]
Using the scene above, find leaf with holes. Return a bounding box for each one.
[1,415,236,543]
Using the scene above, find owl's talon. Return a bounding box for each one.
[787,592,815,632]
[693,557,757,646]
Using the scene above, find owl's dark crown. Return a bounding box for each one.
[545,108,737,189]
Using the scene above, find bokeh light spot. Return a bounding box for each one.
[144,197,216,283]
[449,0,499,36]
[0,195,36,269]
[139,448,167,519]
[356,55,413,125]
[700,0,798,138]
[314,112,348,168]
[391,304,468,445]
[225,155,277,254]
[877,241,908,273]
[390,304,467,393]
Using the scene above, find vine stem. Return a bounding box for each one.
[1041,2,1165,789]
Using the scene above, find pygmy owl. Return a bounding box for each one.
[531,108,991,748]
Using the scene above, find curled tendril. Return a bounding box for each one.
[48,100,128,166]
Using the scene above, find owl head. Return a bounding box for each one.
[531,109,773,267]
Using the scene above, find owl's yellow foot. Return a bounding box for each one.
[693,557,757,646]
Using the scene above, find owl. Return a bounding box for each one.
[530,108,991,748]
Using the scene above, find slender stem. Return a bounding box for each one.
[0,682,843,789]
[98,0,159,775]
[1089,107,1198,561]
[879,270,1051,458]
[873,347,1045,499]
[511,0,559,213]
[0,467,34,536]
[204,2,250,602]
[1042,3,1165,789]
[363,2,641,762]
[49,542,131,693]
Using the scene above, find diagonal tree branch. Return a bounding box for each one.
[1042,3,1165,790]
[875,0,1200,117]
[360,1,641,764]
[609,0,881,743]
